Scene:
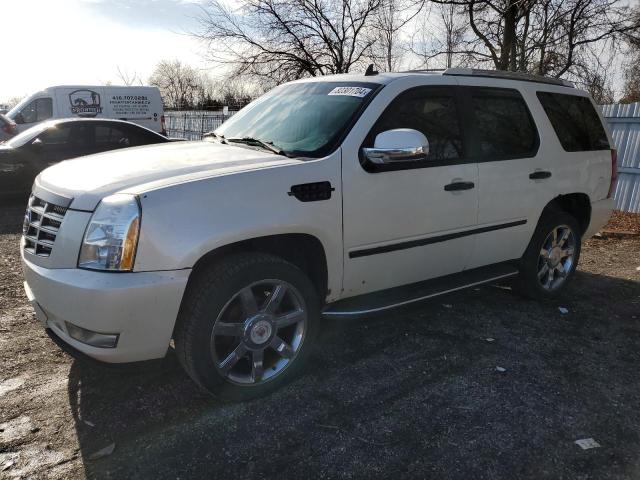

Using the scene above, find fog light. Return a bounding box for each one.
[65,322,119,348]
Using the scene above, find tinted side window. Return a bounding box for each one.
[367,88,464,162]
[471,89,537,159]
[20,98,53,124]
[537,92,609,151]
[128,127,164,146]
[39,125,72,145]
[95,125,130,148]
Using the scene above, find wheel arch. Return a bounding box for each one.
[541,193,591,235]
[187,233,329,302]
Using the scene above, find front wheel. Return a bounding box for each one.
[515,212,582,300]
[174,253,320,401]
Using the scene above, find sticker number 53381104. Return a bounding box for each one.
[328,86,372,97]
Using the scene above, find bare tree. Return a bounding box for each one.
[6,96,23,109]
[620,8,640,103]
[371,0,424,71]
[148,60,204,110]
[194,0,383,84]
[116,66,143,86]
[429,0,639,79]
[410,2,471,68]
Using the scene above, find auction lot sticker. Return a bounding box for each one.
[328,86,372,97]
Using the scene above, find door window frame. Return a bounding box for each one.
[359,85,471,173]
[359,85,541,173]
[461,87,540,162]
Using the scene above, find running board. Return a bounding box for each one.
[322,262,519,319]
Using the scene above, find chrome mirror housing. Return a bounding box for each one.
[361,128,429,164]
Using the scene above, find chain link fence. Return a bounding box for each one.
[165,110,238,140]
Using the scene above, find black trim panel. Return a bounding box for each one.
[349,219,527,259]
[288,181,335,202]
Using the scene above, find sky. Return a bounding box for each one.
[1,0,634,105]
[0,0,208,104]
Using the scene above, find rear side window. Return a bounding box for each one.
[366,88,464,162]
[537,92,609,151]
[471,88,538,159]
[95,125,130,148]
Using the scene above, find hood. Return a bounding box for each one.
[36,141,300,211]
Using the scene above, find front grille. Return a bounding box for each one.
[22,195,68,257]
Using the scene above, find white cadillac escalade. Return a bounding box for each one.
[21,68,616,400]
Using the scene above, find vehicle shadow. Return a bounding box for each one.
[67,269,640,480]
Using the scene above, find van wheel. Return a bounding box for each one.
[174,253,320,401]
[514,211,582,300]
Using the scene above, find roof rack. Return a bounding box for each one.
[442,68,574,87]
[401,68,447,73]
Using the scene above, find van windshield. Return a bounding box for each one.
[214,81,381,158]
[6,96,32,121]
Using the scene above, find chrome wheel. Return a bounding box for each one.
[210,279,307,385]
[537,224,576,291]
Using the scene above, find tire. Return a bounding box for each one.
[514,211,582,300]
[174,252,320,401]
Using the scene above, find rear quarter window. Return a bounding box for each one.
[536,92,609,151]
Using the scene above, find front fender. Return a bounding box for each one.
[133,153,343,301]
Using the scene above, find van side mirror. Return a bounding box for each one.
[361,129,429,165]
[31,138,43,150]
[14,113,24,125]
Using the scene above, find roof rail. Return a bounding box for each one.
[400,68,447,73]
[443,68,574,87]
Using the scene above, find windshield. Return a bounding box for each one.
[6,96,32,121]
[215,81,381,158]
[5,122,52,148]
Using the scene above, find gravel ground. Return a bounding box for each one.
[1,201,639,480]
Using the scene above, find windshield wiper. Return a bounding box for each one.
[203,131,224,141]
[226,137,287,156]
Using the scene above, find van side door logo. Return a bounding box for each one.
[69,89,102,116]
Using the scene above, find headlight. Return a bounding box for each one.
[78,194,141,271]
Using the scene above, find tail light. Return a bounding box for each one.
[160,114,167,136]
[607,148,618,198]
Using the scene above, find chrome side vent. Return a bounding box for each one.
[22,195,68,257]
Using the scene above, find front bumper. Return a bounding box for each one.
[584,197,615,238]
[22,252,190,363]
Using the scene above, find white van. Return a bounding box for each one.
[6,85,166,135]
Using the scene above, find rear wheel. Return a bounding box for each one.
[515,211,582,300]
[175,253,320,400]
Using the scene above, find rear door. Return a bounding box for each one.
[458,83,544,269]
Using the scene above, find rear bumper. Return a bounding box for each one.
[584,197,615,238]
[22,252,190,363]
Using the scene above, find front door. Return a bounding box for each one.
[341,85,479,297]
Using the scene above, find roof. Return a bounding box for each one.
[296,68,575,88]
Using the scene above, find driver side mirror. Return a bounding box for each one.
[14,113,25,125]
[31,138,43,150]
[361,128,429,165]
